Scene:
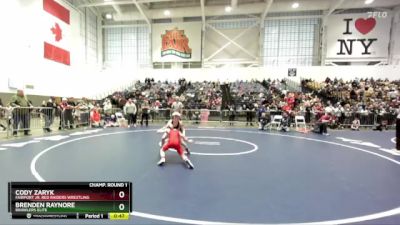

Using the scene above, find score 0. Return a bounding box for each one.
[118,191,125,199]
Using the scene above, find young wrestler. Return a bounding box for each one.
[158,112,190,154]
[157,127,194,169]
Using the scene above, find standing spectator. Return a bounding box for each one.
[171,96,184,114]
[103,98,112,121]
[124,99,137,128]
[245,102,255,126]
[304,101,312,123]
[0,98,7,131]
[152,100,161,122]
[60,97,74,129]
[140,98,150,127]
[350,89,358,102]
[41,98,56,132]
[228,104,236,126]
[9,90,32,136]
[75,99,89,127]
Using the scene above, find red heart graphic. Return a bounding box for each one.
[355,18,376,35]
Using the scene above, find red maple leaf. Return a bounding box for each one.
[50,23,62,42]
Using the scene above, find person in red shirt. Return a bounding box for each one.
[90,106,101,128]
[157,127,194,169]
[313,103,324,120]
[285,93,295,109]
[314,113,332,135]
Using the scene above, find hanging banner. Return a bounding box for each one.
[152,22,202,62]
[326,12,392,61]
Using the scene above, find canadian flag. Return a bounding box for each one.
[43,0,70,65]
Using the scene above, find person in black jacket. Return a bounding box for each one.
[245,102,255,126]
[41,98,57,132]
[228,104,235,126]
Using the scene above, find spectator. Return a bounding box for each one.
[228,104,235,126]
[152,100,161,122]
[140,98,150,127]
[60,97,74,129]
[104,114,118,128]
[171,96,184,114]
[0,98,7,131]
[103,98,112,120]
[124,98,137,128]
[9,90,32,136]
[278,112,290,132]
[90,105,102,128]
[304,101,312,123]
[41,98,56,132]
[313,113,333,135]
[75,99,89,127]
[115,111,128,128]
[257,104,270,130]
[351,115,360,131]
[245,102,255,126]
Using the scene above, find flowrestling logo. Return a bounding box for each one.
[161,27,192,59]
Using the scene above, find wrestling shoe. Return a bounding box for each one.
[185,160,194,169]
[157,158,165,166]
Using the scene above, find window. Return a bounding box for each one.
[263,17,320,66]
[86,9,97,65]
[104,24,150,68]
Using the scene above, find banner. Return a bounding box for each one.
[42,0,71,65]
[152,22,202,62]
[326,12,392,61]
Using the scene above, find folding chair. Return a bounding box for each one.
[295,116,306,129]
[270,115,282,131]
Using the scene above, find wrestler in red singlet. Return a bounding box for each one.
[162,129,184,155]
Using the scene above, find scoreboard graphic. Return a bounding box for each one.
[8,182,132,220]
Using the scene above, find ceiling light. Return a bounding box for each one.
[105,13,112,19]
[104,0,113,2]
[292,2,299,8]
[164,10,171,16]
[364,0,374,5]
[225,6,232,13]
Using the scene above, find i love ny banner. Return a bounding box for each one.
[326,12,392,61]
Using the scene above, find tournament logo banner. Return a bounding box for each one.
[152,22,201,62]
[161,28,192,59]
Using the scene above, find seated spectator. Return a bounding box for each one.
[373,120,387,131]
[313,112,333,136]
[90,106,102,128]
[116,112,128,128]
[104,114,118,128]
[278,112,290,132]
[351,116,360,131]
